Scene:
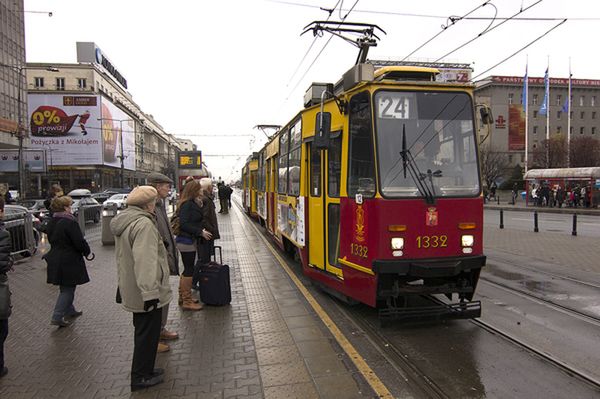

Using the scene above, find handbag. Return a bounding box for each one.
[0,276,12,319]
[170,209,180,236]
[38,216,51,234]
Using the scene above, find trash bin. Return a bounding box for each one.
[101,203,118,246]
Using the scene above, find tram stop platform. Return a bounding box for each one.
[0,199,377,399]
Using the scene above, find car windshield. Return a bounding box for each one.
[374,90,480,198]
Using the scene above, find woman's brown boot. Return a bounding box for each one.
[181,276,203,311]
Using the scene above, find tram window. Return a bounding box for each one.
[328,135,342,198]
[290,120,302,148]
[288,147,301,196]
[310,145,321,197]
[278,155,288,194]
[328,203,340,267]
[348,92,376,197]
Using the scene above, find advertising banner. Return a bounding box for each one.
[28,94,103,165]
[100,99,135,170]
[508,104,525,151]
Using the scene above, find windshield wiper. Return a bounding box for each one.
[400,124,438,204]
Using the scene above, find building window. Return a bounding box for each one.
[570,126,573,135]
[508,155,513,163]
[556,94,562,106]
[557,111,562,119]
[593,112,597,120]
[592,127,597,135]
[580,127,585,134]
[579,96,584,106]
[533,94,538,105]
[570,111,573,120]
[56,77,65,91]
[557,126,562,134]
[533,110,538,118]
[580,111,585,119]
[532,143,537,149]
[77,78,87,89]
[508,93,514,104]
[533,126,538,134]
[34,77,44,88]
[592,96,596,107]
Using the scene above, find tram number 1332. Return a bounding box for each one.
[350,243,368,258]
[416,235,448,249]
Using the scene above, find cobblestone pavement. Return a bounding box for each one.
[0,202,372,399]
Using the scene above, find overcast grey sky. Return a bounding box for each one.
[23,0,600,181]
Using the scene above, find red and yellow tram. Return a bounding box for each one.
[242,62,491,320]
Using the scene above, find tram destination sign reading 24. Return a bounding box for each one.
[178,151,202,169]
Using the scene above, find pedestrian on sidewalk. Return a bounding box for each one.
[44,184,64,217]
[176,180,210,310]
[198,178,220,265]
[110,186,172,392]
[217,182,229,214]
[147,172,180,352]
[44,196,91,327]
[0,196,13,379]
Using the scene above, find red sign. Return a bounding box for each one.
[491,76,600,87]
[425,207,438,227]
[495,115,506,129]
[30,105,81,136]
[63,96,97,106]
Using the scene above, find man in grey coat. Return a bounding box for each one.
[147,172,179,352]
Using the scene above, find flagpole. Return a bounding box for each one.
[524,57,529,173]
[567,57,572,168]
[546,56,550,168]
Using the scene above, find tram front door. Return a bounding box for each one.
[307,138,342,279]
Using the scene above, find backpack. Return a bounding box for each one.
[170,209,180,236]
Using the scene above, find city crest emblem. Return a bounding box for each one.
[426,207,438,227]
[355,205,365,242]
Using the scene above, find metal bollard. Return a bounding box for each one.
[101,203,118,245]
[497,195,500,205]
[499,209,504,229]
[572,213,577,236]
[533,211,539,232]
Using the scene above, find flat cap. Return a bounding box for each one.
[126,186,158,207]
[147,172,173,184]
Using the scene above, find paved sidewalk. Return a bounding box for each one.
[484,190,600,216]
[0,204,372,398]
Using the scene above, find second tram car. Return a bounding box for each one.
[242,62,491,321]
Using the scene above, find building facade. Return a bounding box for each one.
[12,42,187,196]
[475,75,600,168]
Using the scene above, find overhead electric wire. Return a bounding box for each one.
[470,18,567,81]
[434,0,542,62]
[402,0,492,62]
[285,0,361,100]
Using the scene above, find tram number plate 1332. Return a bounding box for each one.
[416,235,448,249]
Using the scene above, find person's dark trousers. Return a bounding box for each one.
[52,285,76,321]
[131,307,162,383]
[220,198,229,214]
[0,319,7,370]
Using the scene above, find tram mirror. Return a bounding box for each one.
[479,106,494,125]
[315,112,331,149]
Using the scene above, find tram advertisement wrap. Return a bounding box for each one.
[28,94,103,166]
[277,197,305,247]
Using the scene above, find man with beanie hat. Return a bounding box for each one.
[146,172,179,352]
[111,186,172,391]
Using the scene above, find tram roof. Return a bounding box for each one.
[523,167,600,180]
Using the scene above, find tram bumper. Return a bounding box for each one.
[372,255,486,277]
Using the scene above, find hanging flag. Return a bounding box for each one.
[521,65,528,106]
[539,68,549,115]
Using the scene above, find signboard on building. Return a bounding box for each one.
[76,42,128,89]
[508,104,525,151]
[0,149,46,173]
[27,94,136,171]
[178,151,202,169]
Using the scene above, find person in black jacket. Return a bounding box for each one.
[45,196,91,327]
[0,196,13,379]
[198,178,220,264]
[176,180,210,310]
[44,184,64,217]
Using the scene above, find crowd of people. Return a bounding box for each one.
[530,182,594,208]
[0,172,227,392]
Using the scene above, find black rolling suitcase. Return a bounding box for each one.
[198,246,231,305]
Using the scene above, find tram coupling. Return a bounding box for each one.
[378,298,481,327]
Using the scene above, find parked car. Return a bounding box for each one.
[92,188,130,204]
[103,193,128,210]
[71,197,102,223]
[67,189,92,199]
[18,199,48,218]
[3,204,40,257]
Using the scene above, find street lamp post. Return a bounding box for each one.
[0,63,58,199]
[98,117,133,188]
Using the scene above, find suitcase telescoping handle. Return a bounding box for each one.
[213,245,222,265]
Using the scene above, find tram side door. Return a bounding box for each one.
[307,138,343,278]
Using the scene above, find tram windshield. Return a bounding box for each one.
[374,90,480,198]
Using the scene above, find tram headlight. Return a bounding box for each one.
[391,237,404,250]
[461,235,474,247]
